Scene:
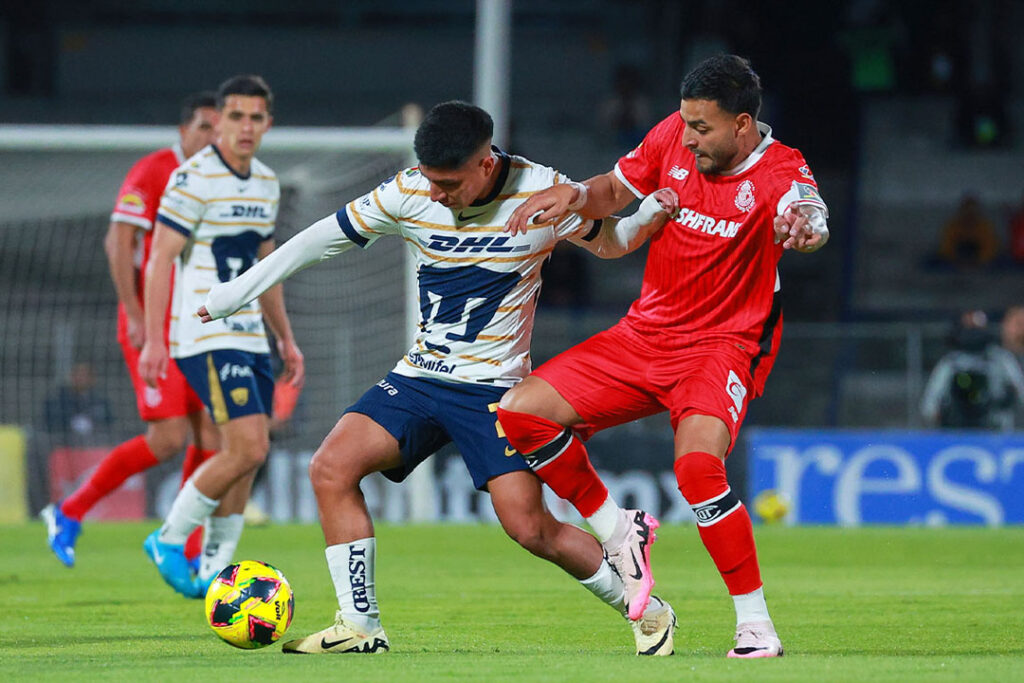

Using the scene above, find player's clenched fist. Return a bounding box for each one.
[137,340,168,388]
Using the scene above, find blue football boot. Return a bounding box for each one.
[192,572,214,600]
[41,503,81,568]
[143,529,198,597]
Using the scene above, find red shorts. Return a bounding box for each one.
[118,313,203,421]
[533,321,773,450]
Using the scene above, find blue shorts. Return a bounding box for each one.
[345,372,528,491]
[176,349,274,425]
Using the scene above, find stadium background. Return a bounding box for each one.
[1,0,1022,527]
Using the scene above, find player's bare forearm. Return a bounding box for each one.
[579,171,638,219]
[104,222,144,326]
[257,283,293,345]
[505,170,637,236]
[258,283,305,387]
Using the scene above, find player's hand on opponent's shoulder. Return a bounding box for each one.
[505,183,579,236]
[137,340,167,388]
[774,205,825,252]
[276,337,305,389]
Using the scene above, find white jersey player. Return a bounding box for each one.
[139,74,303,600]
[199,101,678,656]
[159,144,279,358]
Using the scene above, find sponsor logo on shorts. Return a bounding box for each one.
[230,387,249,406]
[219,363,254,381]
[504,446,517,457]
[376,379,399,396]
[726,370,747,424]
[144,386,163,407]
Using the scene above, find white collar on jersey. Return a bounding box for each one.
[720,121,774,176]
[172,141,185,164]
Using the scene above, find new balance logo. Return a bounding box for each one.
[667,165,690,181]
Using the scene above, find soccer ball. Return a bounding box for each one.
[205,560,295,649]
[753,489,790,523]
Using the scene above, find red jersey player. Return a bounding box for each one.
[42,92,220,568]
[498,55,828,658]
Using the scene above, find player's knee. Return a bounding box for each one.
[146,420,189,460]
[308,444,359,492]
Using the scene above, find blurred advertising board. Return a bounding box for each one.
[748,429,1024,526]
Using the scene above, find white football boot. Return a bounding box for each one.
[727,620,784,658]
[631,596,676,656]
[281,611,390,654]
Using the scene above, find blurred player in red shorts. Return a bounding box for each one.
[42,92,221,568]
[498,54,830,658]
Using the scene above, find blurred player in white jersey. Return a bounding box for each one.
[42,92,220,568]
[138,74,304,598]
[198,101,678,655]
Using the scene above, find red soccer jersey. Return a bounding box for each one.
[110,144,184,339]
[615,112,825,353]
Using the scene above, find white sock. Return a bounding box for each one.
[586,497,624,545]
[579,557,626,617]
[200,514,244,581]
[159,480,218,545]
[733,586,771,626]
[325,538,380,632]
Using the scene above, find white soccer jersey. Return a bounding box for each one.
[340,150,595,387]
[156,145,280,358]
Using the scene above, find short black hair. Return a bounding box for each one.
[217,74,273,113]
[680,54,762,119]
[179,90,217,126]
[414,101,493,169]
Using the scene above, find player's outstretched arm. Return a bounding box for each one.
[199,215,356,322]
[139,225,187,387]
[505,170,637,236]
[572,188,678,259]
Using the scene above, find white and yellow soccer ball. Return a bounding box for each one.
[205,560,294,649]
[753,489,790,524]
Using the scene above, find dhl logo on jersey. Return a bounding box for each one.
[421,234,529,254]
[116,193,146,215]
[220,205,272,219]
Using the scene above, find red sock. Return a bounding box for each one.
[60,435,159,521]
[674,452,762,595]
[496,408,608,517]
[182,446,217,560]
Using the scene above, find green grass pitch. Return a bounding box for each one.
[3,522,1023,681]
